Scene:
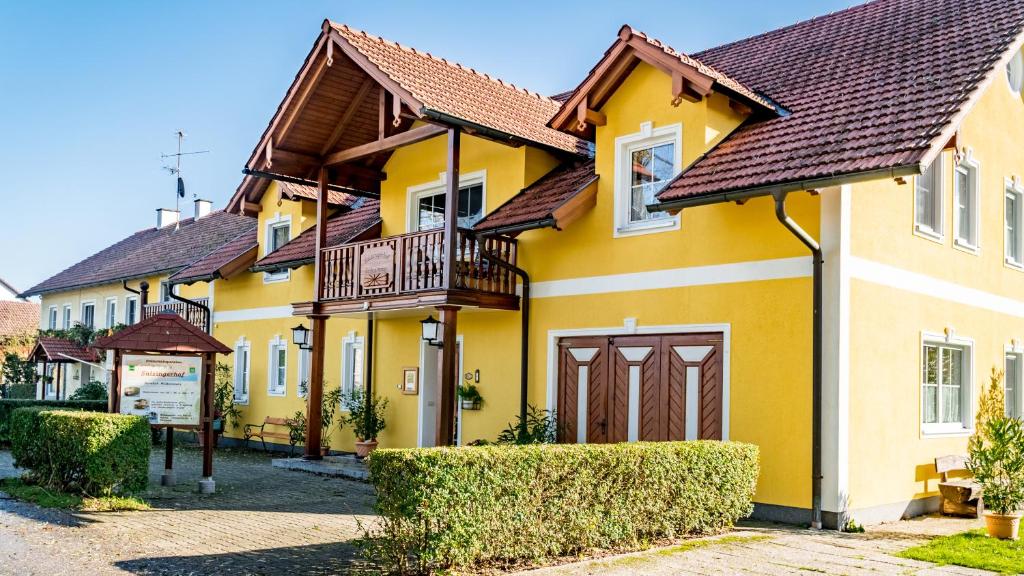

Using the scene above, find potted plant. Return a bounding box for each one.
[969,416,1024,539]
[343,388,388,458]
[457,383,483,410]
[212,363,243,446]
[320,386,343,455]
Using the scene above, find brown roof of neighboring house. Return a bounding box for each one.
[475,160,599,233]
[277,180,356,207]
[30,336,101,363]
[0,301,39,337]
[657,0,1024,203]
[330,22,583,155]
[252,199,382,272]
[22,211,257,297]
[168,229,258,285]
[93,312,231,354]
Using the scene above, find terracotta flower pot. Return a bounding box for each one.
[985,511,1022,540]
[355,439,378,459]
[320,445,331,456]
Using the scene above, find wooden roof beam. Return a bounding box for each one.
[323,124,446,167]
[576,99,606,132]
[320,77,376,156]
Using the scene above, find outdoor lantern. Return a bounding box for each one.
[291,323,312,350]
[420,315,442,347]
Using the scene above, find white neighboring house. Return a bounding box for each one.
[0,277,26,302]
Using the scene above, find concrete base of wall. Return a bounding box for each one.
[751,496,942,530]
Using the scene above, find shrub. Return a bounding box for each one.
[496,404,558,445]
[968,416,1024,515]
[0,399,108,444]
[11,409,150,496]
[68,380,108,401]
[365,441,759,572]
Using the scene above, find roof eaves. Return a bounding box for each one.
[21,267,183,298]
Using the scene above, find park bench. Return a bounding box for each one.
[935,454,983,518]
[244,416,301,455]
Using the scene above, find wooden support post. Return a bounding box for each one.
[304,314,328,459]
[55,363,62,400]
[198,352,215,493]
[40,360,47,400]
[109,350,121,413]
[436,306,460,446]
[443,128,460,290]
[313,166,329,302]
[162,425,175,486]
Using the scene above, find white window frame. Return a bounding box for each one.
[104,297,117,329]
[233,336,251,404]
[1006,177,1024,270]
[920,331,974,437]
[61,305,71,329]
[340,332,365,411]
[80,301,95,329]
[613,121,682,238]
[296,345,312,398]
[125,296,138,325]
[47,306,57,330]
[953,150,981,254]
[262,213,292,283]
[267,335,288,397]
[406,170,487,233]
[913,157,944,242]
[1006,343,1023,419]
[1008,51,1024,96]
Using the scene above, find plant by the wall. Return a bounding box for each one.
[496,405,559,445]
[343,388,388,441]
[976,367,1007,437]
[68,380,107,402]
[968,416,1024,515]
[212,362,242,430]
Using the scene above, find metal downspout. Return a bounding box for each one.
[772,190,823,530]
[365,312,374,434]
[478,238,530,430]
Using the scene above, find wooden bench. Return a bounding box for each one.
[936,454,983,518]
[244,417,300,455]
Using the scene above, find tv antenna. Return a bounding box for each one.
[161,130,209,226]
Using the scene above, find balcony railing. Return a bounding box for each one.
[143,297,210,332]
[318,228,517,303]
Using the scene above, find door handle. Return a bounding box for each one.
[599,418,607,434]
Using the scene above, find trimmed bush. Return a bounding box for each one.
[366,441,759,572]
[11,409,150,495]
[0,399,108,444]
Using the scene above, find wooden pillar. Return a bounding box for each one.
[436,305,459,446]
[201,352,215,479]
[312,165,329,301]
[443,128,460,289]
[40,360,47,399]
[109,350,121,413]
[304,314,328,459]
[54,363,62,400]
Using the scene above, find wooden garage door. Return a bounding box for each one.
[558,333,723,443]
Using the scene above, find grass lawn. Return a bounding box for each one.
[0,477,149,512]
[897,529,1024,575]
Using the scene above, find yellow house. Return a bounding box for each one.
[21,201,254,399]
[208,0,1024,530]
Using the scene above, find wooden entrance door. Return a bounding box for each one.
[557,333,724,443]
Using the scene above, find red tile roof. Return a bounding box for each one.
[475,160,598,232]
[278,180,356,207]
[22,211,257,297]
[93,313,231,354]
[330,23,585,154]
[168,229,258,285]
[0,301,39,338]
[30,337,101,363]
[657,0,1024,202]
[253,199,382,271]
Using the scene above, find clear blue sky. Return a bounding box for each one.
[0,0,853,294]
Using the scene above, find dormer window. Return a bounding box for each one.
[614,122,682,237]
[263,215,292,283]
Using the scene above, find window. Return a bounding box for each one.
[415,184,484,231]
[263,218,291,282]
[125,296,138,325]
[341,335,365,402]
[105,298,117,328]
[233,339,250,403]
[81,302,95,329]
[268,337,287,396]
[922,336,972,435]
[159,282,170,302]
[62,305,71,329]
[1009,51,1024,95]
[953,154,980,251]
[614,122,681,236]
[47,306,57,330]
[297,347,311,397]
[914,159,943,238]
[1007,352,1022,419]
[1007,181,1024,267]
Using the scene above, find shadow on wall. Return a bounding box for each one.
[114,542,375,575]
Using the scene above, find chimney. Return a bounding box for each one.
[156,208,180,229]
[194,198,212,219]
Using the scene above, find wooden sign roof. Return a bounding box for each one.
[92,313,231,354]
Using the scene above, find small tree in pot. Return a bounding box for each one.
[343,388,388,458]
[969,416,1024,539]
[212,363,243,445]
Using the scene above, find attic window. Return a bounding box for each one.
[1008,51,1023,95]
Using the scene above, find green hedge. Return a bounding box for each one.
[11,409,150,495]
[0,399,108,444]
[366,441,759,572]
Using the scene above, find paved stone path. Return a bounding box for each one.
[0,446,1001,576]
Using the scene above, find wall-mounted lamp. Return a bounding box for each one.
[420,315,442,347]
[291,323,312,350]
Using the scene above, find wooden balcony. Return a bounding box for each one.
[310,228,519,313]
[142,297,210,332]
